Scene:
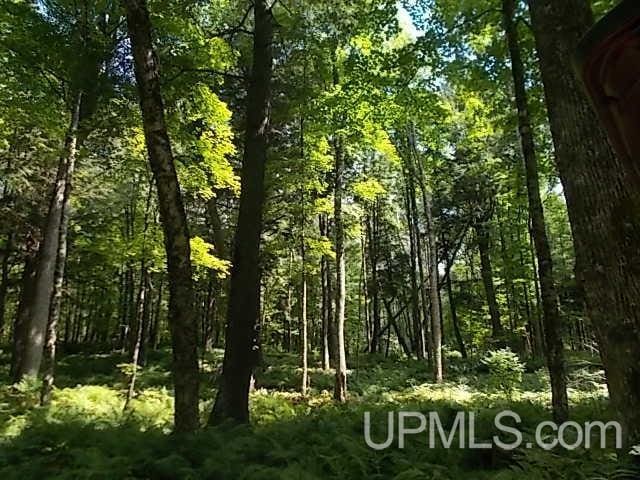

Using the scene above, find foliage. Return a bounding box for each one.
[189,236,230,278]
[481,348,525,397]
[0,350,632,480]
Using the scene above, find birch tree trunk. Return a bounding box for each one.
[124,0,200,433]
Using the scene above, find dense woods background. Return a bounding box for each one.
[1,0,640,478]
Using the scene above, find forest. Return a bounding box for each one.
[1,0,640,478]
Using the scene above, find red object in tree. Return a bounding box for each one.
[574,0,640,166]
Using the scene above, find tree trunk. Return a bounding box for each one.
[383,299,412,358]
[503,0,568,422]
[299,113,308,396]
[403,166,426,360]
[125,266,149,410]
[333,134,348,403]
[11,236,39,382]
[446,265,467,358]
[210,0,273,424]
[300,238,308,396]
[366,208,382,354]
[424,182,443,382]
[17,92,82,380]
[40,107,79,404]
[0,234,12,337]
[206,195,228,349]
[149,278,162,349]
[319,214,332,369]
[124,0,200,433]
[528,0,640,445]
[476,222,503,340]
[320,213,337,369]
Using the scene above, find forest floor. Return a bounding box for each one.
[0,348,636,479]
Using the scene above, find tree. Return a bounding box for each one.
[124,0,200,433]
[528,0,640,445]
[210,0,274,424]
[502,0,568,423]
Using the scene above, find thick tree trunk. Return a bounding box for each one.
[11,236,39,381]
[210,0,273,424]
[40,109,78,404]
[476,222,503,340]
[503,0,568,423]
[124,0,200,433]
[528,0,640,444]
[16,93,81,379]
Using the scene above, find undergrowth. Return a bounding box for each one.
[0,348,636,479]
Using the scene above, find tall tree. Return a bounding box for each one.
[15,93,82,379]
[40,93,80,404]
[332,130,348,402]
[528,0,640,444]
[210,0,274,424]
[476,218,503,340]
[124,0,200,433]
[502,0,568,423]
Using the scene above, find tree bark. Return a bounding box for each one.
[11,235,39,382]
[366,207,382,354]
[319,215,333,369]
[424,181,443,382]
[210,0,273,424]
[503,0,568,422]
[402,164,426,360]
[40,102,79,404]
[125,266,149,410]
[528,0,640,445]
[476,221,503,340]
[446,265,467,358]
[124,0,200,433]
[299,114,308,396]
[300,237,308,396]
[333,134,348,403]
[16,92,82,379]
[0,233,12,337]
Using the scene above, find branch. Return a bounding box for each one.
[207,4,254,38]
[446,8,500,35]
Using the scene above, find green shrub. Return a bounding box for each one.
[481,348,524,397]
